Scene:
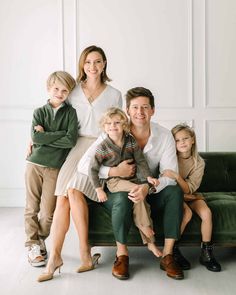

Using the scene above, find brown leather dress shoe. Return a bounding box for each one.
[112,255,129,280]
[160,254,184,280]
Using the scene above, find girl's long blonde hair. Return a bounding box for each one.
[171,123,202,167]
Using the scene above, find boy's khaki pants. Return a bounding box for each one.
[24,163,59,247]
[107,178,155,243]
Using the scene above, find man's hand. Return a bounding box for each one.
[147,176,160,187]
[109,159,136,178]
[96,187,108,203]
[128,184,149,203]
[34,125,44,132]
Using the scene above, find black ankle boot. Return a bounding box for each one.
[199,242,221,272]
[173,242,191,270]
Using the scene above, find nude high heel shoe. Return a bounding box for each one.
[37,262,63,282]
[76,253,101,273]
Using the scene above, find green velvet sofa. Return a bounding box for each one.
[88,152,236,247]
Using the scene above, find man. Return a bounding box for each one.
[79,87,185,280]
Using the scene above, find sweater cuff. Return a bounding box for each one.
[98,166,110,179]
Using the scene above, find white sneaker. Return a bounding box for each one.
[28,244,46,267]
[39,239,47,259]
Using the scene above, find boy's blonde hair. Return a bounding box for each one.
[100,107,130,133]
[171,123,202,167]
[47,71,76,93]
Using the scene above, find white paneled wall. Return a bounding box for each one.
[0,0,235,206]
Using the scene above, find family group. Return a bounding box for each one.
[24,45,221,282]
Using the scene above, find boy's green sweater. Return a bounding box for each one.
[27,101,78,168]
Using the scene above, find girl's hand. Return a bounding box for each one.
[96,188,108,203]
[147,176,160,186]
[162,169,179,180]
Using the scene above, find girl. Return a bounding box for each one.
[163,123,221,272]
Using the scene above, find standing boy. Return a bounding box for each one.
[24,71,78,267]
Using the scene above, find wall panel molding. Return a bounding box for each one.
[0,0,236,206]
[206,119,236,151]
[187,0,194,108]
[205,0,236,108]
[76,0,194,108]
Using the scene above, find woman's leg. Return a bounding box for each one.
[45,196,70,271]
[67,188,92,266]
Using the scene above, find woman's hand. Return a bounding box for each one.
[128,184,149,203]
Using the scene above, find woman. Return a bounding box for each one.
[38,45,122,282]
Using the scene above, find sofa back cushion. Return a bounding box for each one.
[199,152,236,192]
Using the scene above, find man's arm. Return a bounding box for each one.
[106,159,135,178]
[154,133,178,193]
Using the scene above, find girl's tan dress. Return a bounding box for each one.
[178,155,205,201]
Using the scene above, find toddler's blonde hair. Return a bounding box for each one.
[100,107,130,133]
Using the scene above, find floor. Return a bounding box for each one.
[0,208,235,295]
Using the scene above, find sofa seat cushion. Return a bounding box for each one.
[181,192,236,245]
[88,192,236,246]
[88,201,116,245]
